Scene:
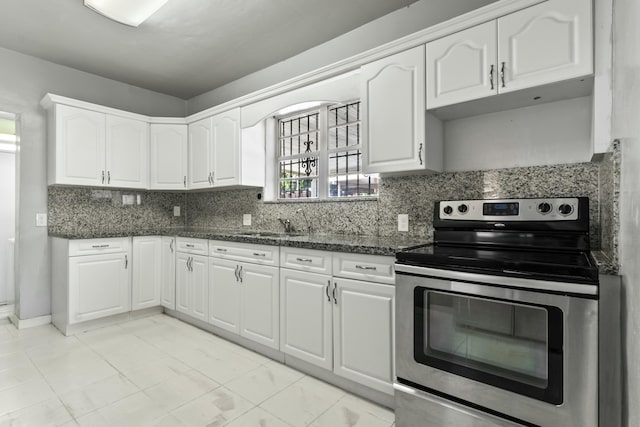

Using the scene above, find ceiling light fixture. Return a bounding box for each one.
[84,0,168,27]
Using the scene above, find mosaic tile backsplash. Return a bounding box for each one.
[49,160,612,251]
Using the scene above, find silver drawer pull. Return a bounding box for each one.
[91,244,110,248]
[296,257,313,263]
[186,244,195,248]
[216,248,228,252]
[355,265,377,271]
[253,252,266,257]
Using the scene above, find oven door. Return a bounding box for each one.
[395,265,598,427]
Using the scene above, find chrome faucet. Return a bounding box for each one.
[278,218,294,233]
[297,208,312,235]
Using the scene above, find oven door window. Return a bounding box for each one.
[414,290,563,404]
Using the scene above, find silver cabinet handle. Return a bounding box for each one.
[234,265,240,282]
[253,252,266,257]
[326,280,331,302]
[216,248,228,252]
[296,257,313,263]
[418,143,423,166]
[489,64,495,90]
[169,239,174,252]
[91,244,109,248]
[186,244,195,248]
[188,257,193,272]
[183,176,187,187]
[107,171,111,184]
[101,170,105,184]
[238,265,243,283]
[211,171,215,185]
[124,255,128,269]
[356,265,377,271]
[332,282,337,304]
[500,61,506,88]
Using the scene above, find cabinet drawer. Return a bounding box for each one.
[210,240,279,266]
[332,253,395,285]
[280,247,332,275]
[176,237,208,255]
[68,237,130,256]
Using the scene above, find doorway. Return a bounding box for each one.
[0,111,17,317]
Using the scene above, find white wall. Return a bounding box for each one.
[612,0,640,424]
[444,97,593,171]
[0,151,15,304]
[0,46,186,320]
[187,0,497,114]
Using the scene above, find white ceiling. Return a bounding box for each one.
[0,0,422,99]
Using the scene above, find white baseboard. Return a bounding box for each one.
[9,314,52,329]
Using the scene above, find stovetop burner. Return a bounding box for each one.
[396,197,598,285]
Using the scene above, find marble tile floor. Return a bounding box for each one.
[0,315,395,427]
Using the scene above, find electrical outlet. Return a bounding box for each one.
[243,214,252,226]
[36,213,47,227]
[398,214,409,232]
[173,206,181,216]
[122,195,135,205]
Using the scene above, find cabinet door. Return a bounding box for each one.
[131,237,161,311]
[209,258,241,333]
[280,269,332,370]
[212,108,241,187]
[53,104,105,186]
[333,278,395,395]
[160,237,176,310]
[188,117,213,189]
[150,124,188,190]
[426,21,497,109]
[105,115,149,188]
[240,263,279,349]
[175,253,191,315]
[190,254,209,321]
[68,253,131,324]
[361,45,426,174]
[498,0,592,93]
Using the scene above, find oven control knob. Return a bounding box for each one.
[457,204,468,214]
[537,202,552,214]
[443,205,453,215]
[558,204,573,216]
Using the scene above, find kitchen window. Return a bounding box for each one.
[277,101,379,200]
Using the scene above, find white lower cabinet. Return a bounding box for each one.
[160,236,176,310]
[131,236,162,311]
[176,242,209,322]
[209,244,280,350]
[332,277,395,395]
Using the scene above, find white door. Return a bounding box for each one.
[131,236,161,311]
[212,108,241,187]
[361,45,426,174]
[426,21,498,109]
[190,254,209,321]
[332,278,395,395]
[68,253,131,324]
[105,115,148,188]
[280,269,333,370]
[239,263,279,349]
[188,117,213,189]
[175,253,191,315]
[160,237,176,310]
[149,124,188,190]
[498,0,592,93]
[54,104,105,186]
[209,258,241,333]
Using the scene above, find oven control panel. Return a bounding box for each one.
[438,198,580,221]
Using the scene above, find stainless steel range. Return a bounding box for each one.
[394,197,619,427]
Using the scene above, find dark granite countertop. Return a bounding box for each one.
[48,227,429,257]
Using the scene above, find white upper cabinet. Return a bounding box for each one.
[47,103,149,188]
[498,0,592,93]
[150,124,188,190]
[212,108,241,187]
[105,115,148,189]
[426,0,592,109]
[188,117,214,189]
[48,104,106,186]
[361,45,442,175]
[427,21,497,109]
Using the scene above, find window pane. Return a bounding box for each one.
[329,102,359,127]
[280,158,318,179]
[329,124,360,149]
[280,132,319,157]
[280,178,318,199]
